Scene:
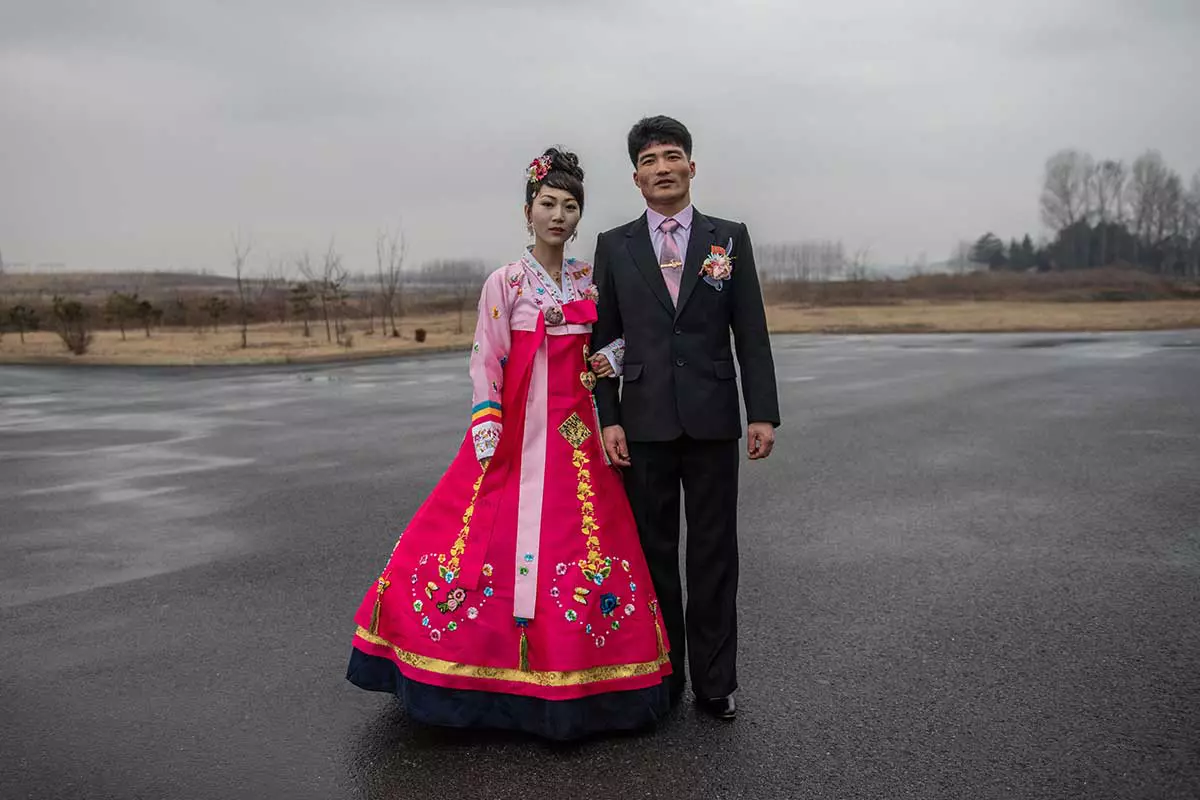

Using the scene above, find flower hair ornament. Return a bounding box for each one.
[527,154,552,184]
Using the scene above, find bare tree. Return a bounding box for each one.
[1090,160,1127,266]
[844,246,873,281]
[231,231,253,348]
[948,240,974,275]
[1185,171,1200,279]
[1126,150,1170,262]
[104,292,139,341]
[135,298,160,337]
[420,259,487,334]
[1154,170,1184,247]
[255,255,288,324]
[376,224,406,338]
[201,296,229,332]
[299,248,330,342]
[1041,149,1094,267]
[1041,149,1093,230]
[8,305,38,343]
[52,295,92,355]
[289,281,316,337]
[910,251,929,277]
[756,240,847,281]
[300,240,349,343]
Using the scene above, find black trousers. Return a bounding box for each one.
[623,436,740,700]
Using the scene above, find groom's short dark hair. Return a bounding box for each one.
[627,116,693,166]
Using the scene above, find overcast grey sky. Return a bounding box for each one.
[2,0,1197,274]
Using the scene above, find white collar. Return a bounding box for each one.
[521,249,575,303]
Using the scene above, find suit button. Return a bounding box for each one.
[675,358,686,367]
[674,327,682,335]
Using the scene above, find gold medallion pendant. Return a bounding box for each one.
[580,371,597,392]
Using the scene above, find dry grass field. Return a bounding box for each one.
[4,299,1200,365]
[0,315,474,366]
[765,299,1200,334]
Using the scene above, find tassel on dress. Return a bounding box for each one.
[369,574,390,635]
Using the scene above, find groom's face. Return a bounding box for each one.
[633,142,694,208]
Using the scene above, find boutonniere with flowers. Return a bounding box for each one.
[700,238,735,290]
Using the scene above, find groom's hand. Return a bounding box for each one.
[602,425,631,468]
[747,422,775,460]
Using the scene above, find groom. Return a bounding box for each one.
[591,115,780,720]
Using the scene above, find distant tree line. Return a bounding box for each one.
[969,149,1200,276]
[0,223,492,355]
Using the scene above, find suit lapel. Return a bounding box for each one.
[624,213,675,315]
[674,210,717,321]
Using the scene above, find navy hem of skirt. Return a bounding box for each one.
[346,646,671,741]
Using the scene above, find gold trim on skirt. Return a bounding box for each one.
[355,625,669,688]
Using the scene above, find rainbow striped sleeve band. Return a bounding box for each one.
[471,400,502,423]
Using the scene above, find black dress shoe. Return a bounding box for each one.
[698,694,736,720]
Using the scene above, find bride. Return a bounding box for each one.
[345,147,673,740]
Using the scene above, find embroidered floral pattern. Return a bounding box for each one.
[448,472,487,576]
[411,556,494,640]
[436,587,467,614]
[404,468,495,641]
[573,449,605,578]
[600,593,619,616]
[549,562,642,649]
[472,422,501,460]
[542,445,641,647]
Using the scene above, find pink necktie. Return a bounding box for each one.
[658,218,682,305]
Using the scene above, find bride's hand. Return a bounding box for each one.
[589,353,615,378]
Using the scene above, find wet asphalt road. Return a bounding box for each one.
[2,331,1199,800]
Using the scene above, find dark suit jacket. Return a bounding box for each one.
[591,209,781,443]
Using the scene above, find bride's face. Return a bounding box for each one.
[526,186,581,248]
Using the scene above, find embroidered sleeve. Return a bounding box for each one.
[595,337,626,378]
[469,269,513,460]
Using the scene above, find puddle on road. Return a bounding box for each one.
[1013,337,1105,349]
